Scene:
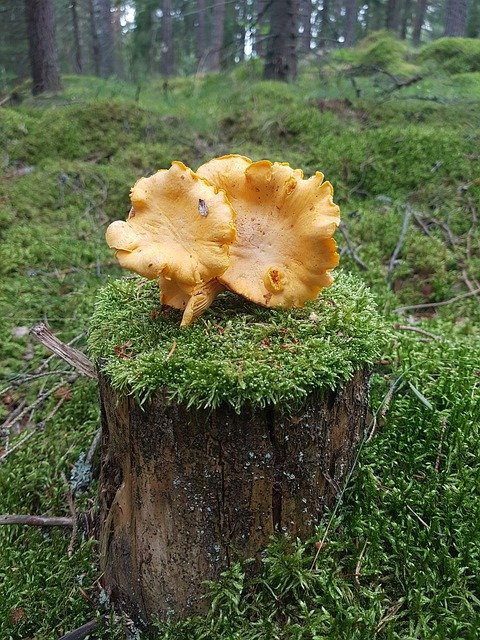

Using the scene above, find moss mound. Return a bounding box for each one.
[4,100,193,166]
[358,31,408,71]
[88,272,386,412]
[333,31,414,75]
[420,37,480,74]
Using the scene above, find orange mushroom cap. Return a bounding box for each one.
[197,155,340,308]
[105,161,236,324]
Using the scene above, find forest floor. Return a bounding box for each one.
[1,60,480,639]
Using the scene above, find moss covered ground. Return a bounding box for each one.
[1,53,480,638]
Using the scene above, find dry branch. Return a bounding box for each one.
[394,287,480,314]
[62,472,79,557]
[393,324,441,341]
[1,379,75,436]
[354,539,369,585]
[338,222,368,271]
[57,618,101,640]
[86,428,102,466]
[0,514,73,527]
[435,417,448,473]
[30,324,96,379]
[388,205,412,275]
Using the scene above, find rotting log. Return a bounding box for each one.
[97,368,370,625]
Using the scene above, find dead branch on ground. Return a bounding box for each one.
[394,286,480,314]
[0,514,73,527]
[393,324,441,341]
[388,205,412,276]
[31,324,96,379]
[338,222,369,271]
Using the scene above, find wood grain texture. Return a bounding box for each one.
[97,369,369,625]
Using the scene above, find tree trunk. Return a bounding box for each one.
[264,0,298,81]
[98,0,115,77]
[372,0,384,30]
[237,21,246,61]
[88,0,101,76]
[24,0,61,94]
[71,0,83,73]
[112,5,125,78]
[444,0,468,36]
[400,0,412,38]
[299,0,312,54]
[319,0,330,46]
[331,0,343,41]
[253,0,266,57]
[386,0,402,32]
[196,0,207,64]
[467,0,480,37]
[98,369,369,625]
[206,0,226,71]
[412,0,428,44]
[161,0,174,76]
[344,0,358,46]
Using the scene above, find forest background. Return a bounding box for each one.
[1,1,480,639]
[2,0,480,92]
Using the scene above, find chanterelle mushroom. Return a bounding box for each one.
[105,161,236,326]
[197,155,340,308]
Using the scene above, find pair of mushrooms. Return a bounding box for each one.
[106,155,341,327]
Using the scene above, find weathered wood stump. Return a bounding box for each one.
[90,273,384,627]
[98,370,369,624]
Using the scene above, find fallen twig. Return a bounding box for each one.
[57,618,102,640]
[2,370,74,395]
[461,268,478,293]
[411,210,434,237]
[30,324,96,379]
[338,222,368,271]
[394,287,480,314]
[435,416,448,474]
[406,504,430,529]
[388,205,412,275]
[429,217,458,247]
[375,68,424,96]
[1,429,35,462]
[1,378,75,437]
[36,333,84,374]
[393,323,441,341]
[376,601,404,633]
[0,514,73,527]
[0,399,27,433]
[366,373,405,444]
[354,539,369,585]
[86,428,102,467]
[62,472,79,557]
[37,395,68,430]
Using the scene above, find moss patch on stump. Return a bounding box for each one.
[88,272,386,412]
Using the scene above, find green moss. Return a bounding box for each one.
[88,273,387,412]
[358,31,408,70]
[420,37,480,74]
[5,100,195,167]
[332,31,417,76]
[0,382,105,640]
[0,109,34,168]
[306,124,478,201]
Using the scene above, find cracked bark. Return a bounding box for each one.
[97,369,369,626]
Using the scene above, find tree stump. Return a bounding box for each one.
[90,273,384,627]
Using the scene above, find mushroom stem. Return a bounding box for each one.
[180,280,225,327]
